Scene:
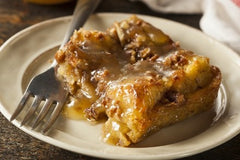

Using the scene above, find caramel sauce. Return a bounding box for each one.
[63,96,91,120]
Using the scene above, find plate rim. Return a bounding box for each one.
[1,12,240,160]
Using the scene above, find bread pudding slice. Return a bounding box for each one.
[55,15,221,146]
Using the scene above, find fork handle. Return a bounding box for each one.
[60,0,101,49]
[51,0,101,67]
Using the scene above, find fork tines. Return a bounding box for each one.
[10,93,62,133]
[10,68,68,134]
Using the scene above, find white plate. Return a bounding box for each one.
[0,13,240,160]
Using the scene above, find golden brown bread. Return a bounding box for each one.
[55,15,221,146]
[101,66,220,146]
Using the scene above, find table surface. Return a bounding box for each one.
[0,0,240,159]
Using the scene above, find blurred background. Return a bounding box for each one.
[0,0,201,46]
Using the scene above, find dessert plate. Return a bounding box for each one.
[0,13,240,160]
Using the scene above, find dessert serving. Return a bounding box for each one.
[55,15,221,147]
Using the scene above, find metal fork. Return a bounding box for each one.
[10,0,101,133]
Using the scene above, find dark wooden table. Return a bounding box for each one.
[0,0,240,159]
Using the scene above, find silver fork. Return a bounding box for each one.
[10,0,101,133]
